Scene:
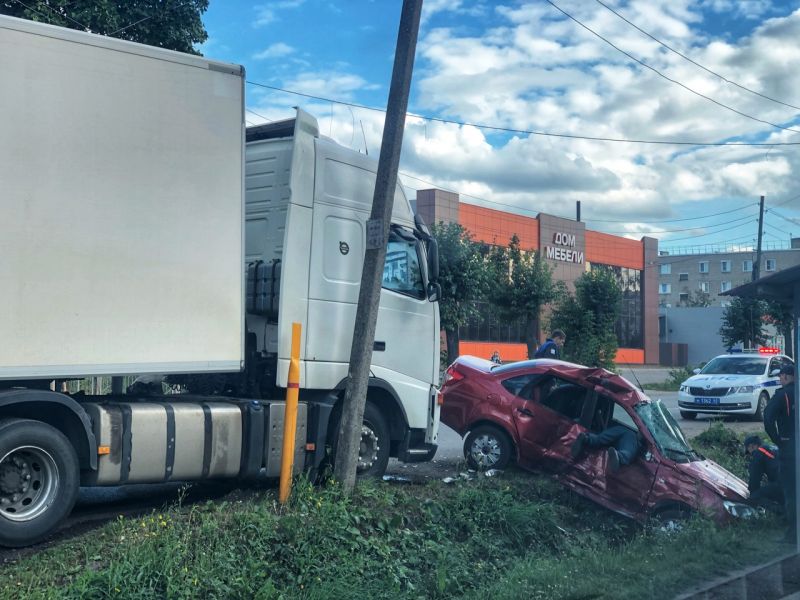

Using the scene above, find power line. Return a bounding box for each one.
[658,219,756,242]
[592,0,800,112]
[11,0,89,30]
[601,213,755,235]
[768,209,800,226]
[585,201,756,224]
[106,0,196,37]
[546,0,800,134]
[765,221,792,236]
[246,80,800,147]
[246,107,272,123]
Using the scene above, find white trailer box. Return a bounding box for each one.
[0,16,245,379]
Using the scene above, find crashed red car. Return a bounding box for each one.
[440,356,753,523]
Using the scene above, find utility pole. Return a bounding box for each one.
[333,0,423,493]
[753,195,765,282]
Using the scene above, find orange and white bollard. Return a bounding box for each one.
[279,322,302,504]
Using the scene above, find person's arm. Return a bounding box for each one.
[764,394,782,447]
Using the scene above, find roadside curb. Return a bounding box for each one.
[675,552,800,599]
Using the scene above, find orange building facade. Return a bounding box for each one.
[416,189,659,365]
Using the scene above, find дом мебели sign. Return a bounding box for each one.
[545,232,584,264]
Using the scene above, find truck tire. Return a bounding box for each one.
[329,401,391,479]
[0,419,80,547]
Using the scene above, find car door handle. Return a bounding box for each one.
[517,407,534,417]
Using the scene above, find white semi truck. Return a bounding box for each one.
[0,15,441,547]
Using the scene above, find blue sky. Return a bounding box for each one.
[201,0,800,253]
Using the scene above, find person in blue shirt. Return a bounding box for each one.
[534,330,566,359]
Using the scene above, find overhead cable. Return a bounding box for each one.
[545,0,800,134]
[246,81,800,146]
[592,0,800,112]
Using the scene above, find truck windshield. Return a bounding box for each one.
[635,400,698,463]
[700,357,766,376]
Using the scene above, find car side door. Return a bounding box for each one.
[597,401,659,518]
[511,375,591,473]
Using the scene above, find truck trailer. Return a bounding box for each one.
[0,15,441,547]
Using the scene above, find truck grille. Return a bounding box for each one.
[689,387,730,396]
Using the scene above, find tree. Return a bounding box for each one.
[0,0,209,54]
[550,268,622,369]
[766,300,794,359]
[487,235,559,358]
[431,222,491,364]
[719,297,768,349]
[683,290,711,307]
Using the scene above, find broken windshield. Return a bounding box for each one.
[635,400,698,463]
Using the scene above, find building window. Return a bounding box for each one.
[720,281,732,293]
[699,261,709,273]
[766,258,777,272]
[592,264,643,349]
[679,293,689,304]
[742,260,753,272]
[659,283,671,294]
[678,273,688,281]
[699,281,709,293]
[660,263,671,275]
[720,260,731,273]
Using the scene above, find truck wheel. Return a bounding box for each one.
[0,419,80,547]
[329,401,391,479]
[464,425,512,471]
[679,411,697,420]
[358,402,390,478]
[753,392,769,422]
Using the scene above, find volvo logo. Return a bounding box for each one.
[705,384,711,389]
[339,241,350,255]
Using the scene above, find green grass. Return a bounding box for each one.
[0,426,788,600]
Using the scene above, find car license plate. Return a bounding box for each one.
[694,397,720,405]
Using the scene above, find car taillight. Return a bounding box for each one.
[443,365,465,385]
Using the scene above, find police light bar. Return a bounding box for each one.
[758,347,780,354]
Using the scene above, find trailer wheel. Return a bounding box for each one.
[0,419,80,547]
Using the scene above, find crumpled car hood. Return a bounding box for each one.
[675,459,749,501]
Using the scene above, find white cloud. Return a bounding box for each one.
[253,42,295,60]
[254,0,306,27]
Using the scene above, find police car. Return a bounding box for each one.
[678,349,793,421]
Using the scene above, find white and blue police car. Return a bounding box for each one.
[678,349,793,421]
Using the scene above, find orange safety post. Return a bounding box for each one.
[279,322,302,504]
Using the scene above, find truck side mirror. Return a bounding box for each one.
[428,238,439,282]
[427,281,441,303]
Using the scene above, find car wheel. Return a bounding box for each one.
[652,506,691,531]
[679,410,697,420]
[753,392,769,422]
[463,425,512,471]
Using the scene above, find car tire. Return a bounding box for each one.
[463,425,512,471]
[0,419,80,548]
[679,410,697,420]
[753,392,769,422]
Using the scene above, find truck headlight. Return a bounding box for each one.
[723,500,759,519]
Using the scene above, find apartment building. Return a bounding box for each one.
[656,242,800,307]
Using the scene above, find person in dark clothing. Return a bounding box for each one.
[764,363,796,541]
[534,330,566,359]
[743,435,783,508]
[571,425,639,473]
